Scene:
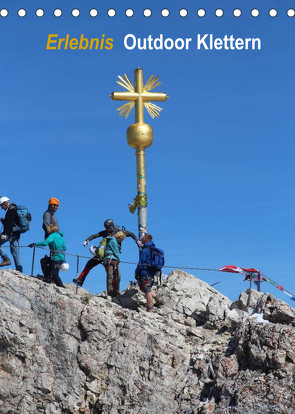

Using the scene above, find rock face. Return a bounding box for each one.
[0,269,294,414]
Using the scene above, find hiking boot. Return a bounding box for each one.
[0,258,12,267]
[73,278,83,287]
[147,307,154,313]
[43,277,54,284]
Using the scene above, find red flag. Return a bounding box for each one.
[219,265,245,274]
[219,265,261,281]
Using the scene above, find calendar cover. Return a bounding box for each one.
[0,0,294,306]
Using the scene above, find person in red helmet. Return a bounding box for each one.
[43,197,60,239]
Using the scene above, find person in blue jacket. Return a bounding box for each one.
[135,233,163,312]
[29,224,66,288]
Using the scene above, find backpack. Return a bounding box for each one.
[96,237,108,259]
[114,225,121,233]
[147,246,165,271]
[40,255,52,278]
[16,205,32,233]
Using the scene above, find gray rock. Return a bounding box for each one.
[0,269,294,414]
[231,288,264,314]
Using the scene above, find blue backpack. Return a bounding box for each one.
[148,246,165,271]
[16,205,32,233]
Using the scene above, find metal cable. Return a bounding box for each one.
[17,245,221,270]
[5,245,295,298]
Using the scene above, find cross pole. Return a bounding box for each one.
[111,67,167,239]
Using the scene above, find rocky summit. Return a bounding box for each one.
[0,269,294,414]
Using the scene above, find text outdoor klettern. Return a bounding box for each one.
[45,33,262,51]
[124,34,262,51]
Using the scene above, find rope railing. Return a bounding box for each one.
[15,245,223,269]
[2,244,295,301]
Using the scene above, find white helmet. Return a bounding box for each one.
[61,262,69,271]
[89,245,97,256]
[0,196,9,205]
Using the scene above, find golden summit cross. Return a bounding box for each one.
[110,68,167,122]
[110,68,168,239]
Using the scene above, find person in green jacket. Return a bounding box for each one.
[29,224,66,288]
[104,231,126,296]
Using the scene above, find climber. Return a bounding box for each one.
[41,197,61,279]
[135,233,164,312]
[43,197,60,239]
[0,196,23,272]
[29,224,66,288]
[73,219,141,287]
[103,231,126,296]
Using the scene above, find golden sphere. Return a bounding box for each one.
[127,123,153,149]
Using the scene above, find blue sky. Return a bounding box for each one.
[1,0,295,306]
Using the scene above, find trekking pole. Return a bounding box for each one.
[257,275,261,292]
[31,246,36,277]
[75,255,80,294]
[247,277,252,308]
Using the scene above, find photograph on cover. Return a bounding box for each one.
[0,0,295,306]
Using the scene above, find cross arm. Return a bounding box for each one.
[111,92,139,101]
[141,92,168,102]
